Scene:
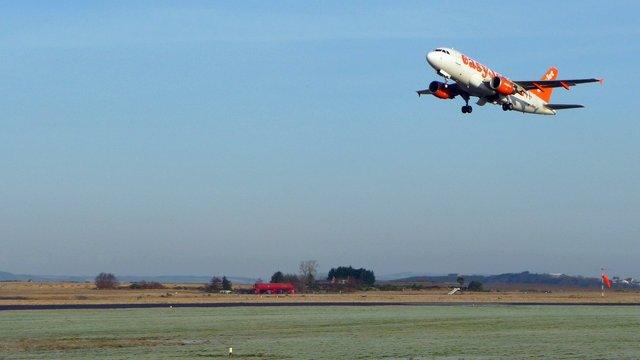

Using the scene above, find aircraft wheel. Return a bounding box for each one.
[467,106,473,113]
[461,105,472,114]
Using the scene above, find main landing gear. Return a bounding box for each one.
[461,97,472,114]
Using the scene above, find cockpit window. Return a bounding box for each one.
[434,48,450,55]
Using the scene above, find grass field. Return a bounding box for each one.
[2,305,639,359]
[2,282,640,306]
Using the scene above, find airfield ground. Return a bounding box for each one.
[1,282,639,307]
[2,305,639,358]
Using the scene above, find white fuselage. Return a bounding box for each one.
[426,48,556,115]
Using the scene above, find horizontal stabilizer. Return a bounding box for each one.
[545,104,584,110]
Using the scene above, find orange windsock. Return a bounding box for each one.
[602,274,612,289]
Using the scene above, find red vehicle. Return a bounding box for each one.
[253,282,295,295]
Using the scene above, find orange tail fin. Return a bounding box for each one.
[531,67,558,102]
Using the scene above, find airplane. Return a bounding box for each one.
[417,47,602,115]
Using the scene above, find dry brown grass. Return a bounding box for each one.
[1,281,639,305]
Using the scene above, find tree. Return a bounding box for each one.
[299,260,318,291]
[467,281,484,292]
[206,276,223,292]
[456,276,465,288]
[95,273,119,290]
[222,276,232,291]
[271,271,285,283]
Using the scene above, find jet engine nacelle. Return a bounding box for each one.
[489,76,517,96]
[428,81,456,99]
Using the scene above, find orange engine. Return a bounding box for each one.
[428,81,456,99]
[489,76,516,95]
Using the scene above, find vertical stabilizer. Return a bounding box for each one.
[531,67,558,102]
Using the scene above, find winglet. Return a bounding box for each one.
[598,78,605,85]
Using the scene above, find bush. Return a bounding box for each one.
[377,284,404,291]
[95,273,119,289]
[411,283,427,290]
[467,281,484,292]
[129,281,165,289]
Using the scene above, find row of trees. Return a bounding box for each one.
[269,262,377,291]
[95,268,483,292]
[270,271,300,284]
[95,261,376,292]
[269,260,320,291]
[94,273,233,292]
[327,266,375,286]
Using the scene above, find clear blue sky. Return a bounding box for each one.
[1,1,638,278]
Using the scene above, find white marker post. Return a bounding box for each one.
[600,267,605,297]
[228,347,233,357]
[601,267,605,297]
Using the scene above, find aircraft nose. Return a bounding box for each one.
[426,51,439,69]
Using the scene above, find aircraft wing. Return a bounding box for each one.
[545,104,584,110]
[416,89,432,96]
[513,78,602,90]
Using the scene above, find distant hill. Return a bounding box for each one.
[377,272,436,281]
[0,271,256,284]
[0,270,61,282]
[391,271,602,288]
